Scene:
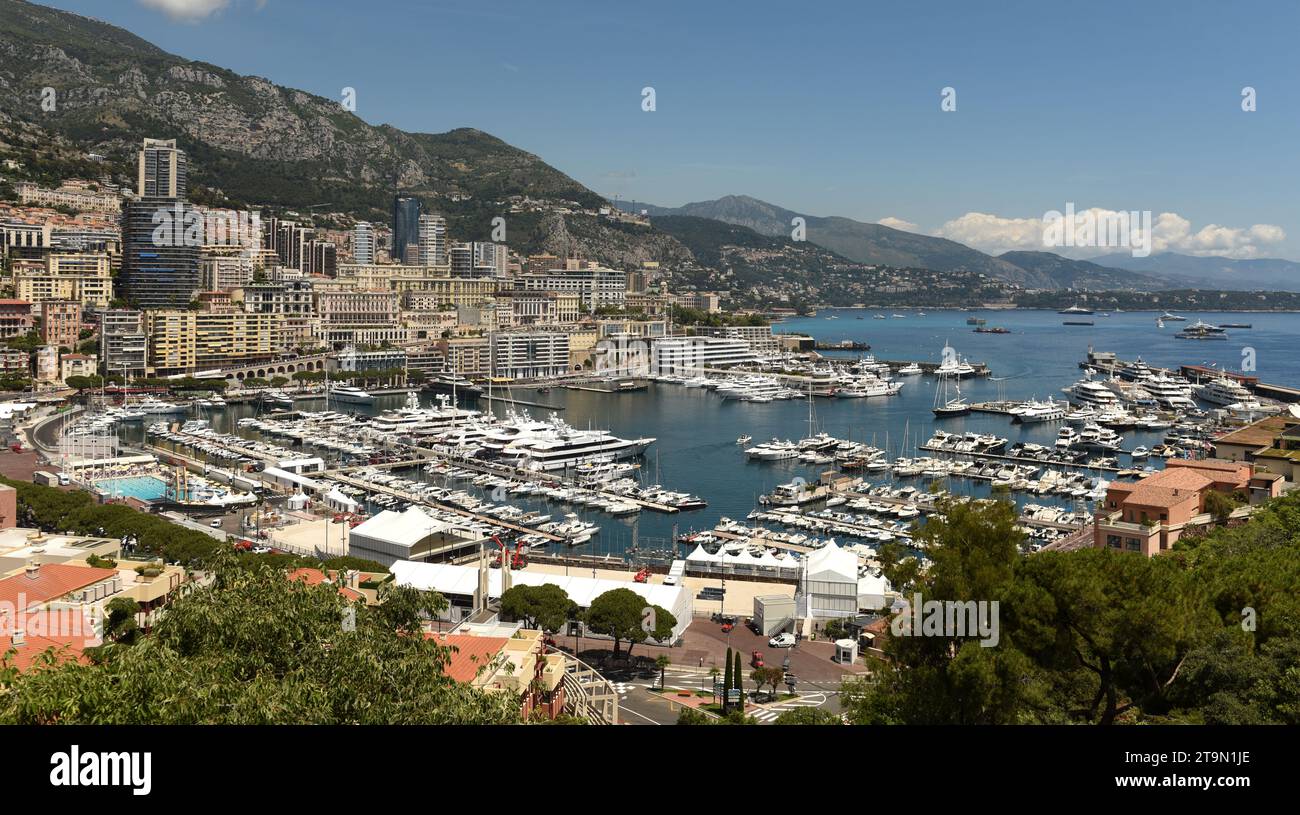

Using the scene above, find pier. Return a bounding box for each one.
[1081,351,1299,403]
[327,471,566,544]
[879,359,992,376]
[917,444,1124,473]
[477,394,565,410]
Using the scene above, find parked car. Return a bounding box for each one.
[768,632,797,648]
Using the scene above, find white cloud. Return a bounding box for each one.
[138,0,232,22]
[934,208,1286,259]
[878,217,920,233]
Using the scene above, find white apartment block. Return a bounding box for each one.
[489,330,571,379]
[417,214,447,266]
[652,336,757,373]
[516,268,628,310]
[353,221,376,265]
[695,324,779,353]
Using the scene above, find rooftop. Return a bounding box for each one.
[1215,415,1298,450]
[427,633,509,683]
[0,562,117,611]
[1122,468,1214,509]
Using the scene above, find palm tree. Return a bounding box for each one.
[655,655,671,690]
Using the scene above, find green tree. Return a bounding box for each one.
[655,654,671,690]
[0,557,520,724]
[98,597,141,647]
[582,588,674,657]
[773,707,841,725]
[733,650,743,709]
[1204,490,1241,525]
[500,584,578,633]
[723,647,733,711]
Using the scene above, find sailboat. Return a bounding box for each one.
[932,374,970,418]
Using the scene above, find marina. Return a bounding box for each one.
[57,308,1300,567]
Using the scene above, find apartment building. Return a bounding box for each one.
[39,300,82,350]
[694,324,779,354]
[0,300,34,339]
[516,267,628,310]
[651,336,757,373]
[200,248,257,291]
[352,221,375,265]
[489,330,571,379]
[337,345,407,373]
[314,289,405,347]
[502,291,582,326]
[145,310,284,374]
[417,213,447,266]
[1,222,53,253]
[14,180,121,213]
[1093,459,1284,556]
[438,336,491,378]
[60,353,97,382]
[13,253,113,309]
[244,279,315,316]
[677,291,721,313]
[99,309,148,378]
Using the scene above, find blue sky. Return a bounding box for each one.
[39,0,1300,260]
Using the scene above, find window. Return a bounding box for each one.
[1126,539,1141,552]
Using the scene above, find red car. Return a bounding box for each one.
[750,650,764,668]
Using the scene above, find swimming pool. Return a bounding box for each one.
[96,476,170,501]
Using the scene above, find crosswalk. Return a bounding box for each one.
[748,692,828,723]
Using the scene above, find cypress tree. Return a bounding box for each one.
[722,647,733,711]
[733,650,744,710]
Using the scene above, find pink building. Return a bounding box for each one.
[1093,459,1283,556]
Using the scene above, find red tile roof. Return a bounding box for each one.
[0,563,117,611]
[0,609,96,672]
[287,567,362,601]
[1125,468,1214,509]
[426,633,509,683]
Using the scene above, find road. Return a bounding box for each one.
[601,664,853,725]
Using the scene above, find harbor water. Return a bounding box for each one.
[120,308,1300,560]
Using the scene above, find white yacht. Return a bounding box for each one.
[1195,374,1253,406]
[897,363,923,376]
[369,393,479,436]
[1055,426,1079,449]
[745,438,799,461]
[1068,378,1120,407]
[484,414,654,471]
[1075,423,1124,452]
[136,396,187,414]
[935,354,976,378]
[1139,373,1197,411]
[1012,399,1066,423]
[329,384,375,405]
[834,378,902,398]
